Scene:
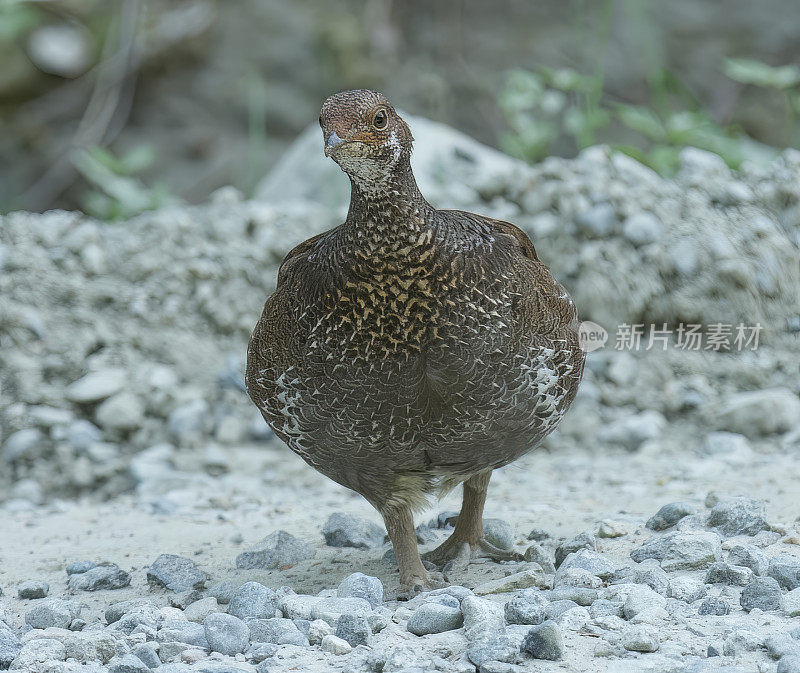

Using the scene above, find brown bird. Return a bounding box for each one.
[246,89,585,594]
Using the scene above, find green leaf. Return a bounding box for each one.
[724,58,800,89]
[614,104,667,142]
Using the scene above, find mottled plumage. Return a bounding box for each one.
[247,90,585,592]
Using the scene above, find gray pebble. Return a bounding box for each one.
[705,561,753,586]
[483,519,515,550]
[669,575,707,603]
[468,632,518,666]
[407,602,463,635]
[698,597,730,615]
[336,572,384,608]
[146,554,208,592]
[65,368,126,403]
[779,656,800,673]
[550,586,598,606]
[707,497,769,537]
[310,597,373,626]
[335,614,371,647]
[108,653,151,673]
[25,598,80,629]
[521,620,564,660]
[158,620,207,647]
[557,548,614,580]
[322,513,385,549]
[131,643,161,669]
[236,530,315,569]
[2,428,44,462]
[68,562,130,591]
[247,642,280,663]
[66,560,97,575]
[589,599,624,619]
[545,600,578,621]
[622,624,660,652]
[630,530,722,571]
[575,203,617,237]
[769,554,800,590]
[523,543,555,573]
[17,580,49,599]
[0,630,21,669]
[207,580,237,604]
[740,576,783,611]
[229,582,278,621]
[203,612,250,655]
[727,544,770,576]
[646,502,696,531]
[554,532,596,568]
[504,589,548,625]
[527,528,549,542]
[248,617,309,646]
[630,560,670,595]
[766,633,800,659]
[65,420,102,451]
[622,212,662,246]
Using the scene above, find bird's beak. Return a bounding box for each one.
[324,131,345,157]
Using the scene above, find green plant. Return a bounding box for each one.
[72,145,174,220]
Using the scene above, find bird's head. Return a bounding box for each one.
[319,89,413,184]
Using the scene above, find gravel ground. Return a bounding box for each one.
[2,117,800,672]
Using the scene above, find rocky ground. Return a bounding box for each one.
[1,119,800,672]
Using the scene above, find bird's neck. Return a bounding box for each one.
[344,161,432,240]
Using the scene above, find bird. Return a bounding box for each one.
[246,89,585,595]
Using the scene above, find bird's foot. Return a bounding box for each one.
[395,570,448,601]
[423,537,523,572]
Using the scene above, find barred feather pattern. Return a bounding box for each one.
[246,179,584,512]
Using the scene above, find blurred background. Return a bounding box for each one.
[2,0,800,218]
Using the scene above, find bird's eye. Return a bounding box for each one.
[372,109,388,130]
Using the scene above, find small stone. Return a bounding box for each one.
[630,560,670,595]
[203,612,250,656]
[555,532,596,568]
[407,603,464,635]
[622,624,660,652]
[527,527,549,542]
[308,619,334,645]
[589,600,624,619]
[336,572,383,608]
[131,643,161,669]
[11,639,67,670]
[68,562,130,591]
[779,656,800,673]
[461,596,505,641]
[65,368,127,403]
[707,497,769,537]
[335,614,371,647]
[575,203,617,237]
[322,513,385,549]
[146,554,208,592]
[65,420,102,451]
[66,560,97,575]
[158,619,208,648]
[545,599,579,621]
[310,597,373,626]
[236,530,315,569]
[207,580,237,604]
[630,530,722,571]
[646,502,696,531]
[25,598,80,629]
[623,585,666,619]
[183,596,218,622]
[248,617,309,646]
[95,392,145,432]
[669,575,707,603]
[598,411,665,451]
[523,543,556,573]
[108,653,151,673]
[0,630,21,669]
[17,580,49,599]
[784,588,800,617]
[741,576,783,611]
[2,428,44,461]
[622,212,662,246]
[557,548,615,580]
[728,544,770,576]
[321,634,352,655]
[769,554,800,590]
[467,632,518,666]
[521,620,564,660]
[698,597,730,615]
[483,519,514,550]
[247,642,280,663]
[766,633,800,660]
[228,582,278,621]
[597,520,626,538]
[717,387,800,437]
[474,567,549,594]
[705,561,753,586]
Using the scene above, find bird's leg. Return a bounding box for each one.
[381,504,434,597]
[423,471,522,568]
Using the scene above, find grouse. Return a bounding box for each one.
[246,89,585,593]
